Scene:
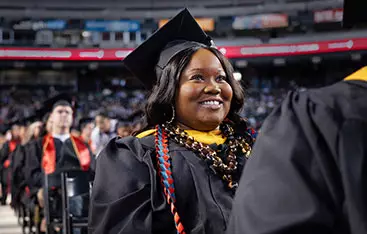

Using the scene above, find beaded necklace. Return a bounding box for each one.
[162,122,252,190]
[154,123,254,234]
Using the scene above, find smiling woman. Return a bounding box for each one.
[89,9,256,234]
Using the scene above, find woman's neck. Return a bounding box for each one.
[175,121,220,132]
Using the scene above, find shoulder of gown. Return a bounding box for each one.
[89,135,160,234]
[227,82,367,234]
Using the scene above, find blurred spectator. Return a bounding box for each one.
[91,112,117,155]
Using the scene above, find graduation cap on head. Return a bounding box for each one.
[0,118,23,135]
[117,118,131,129]
[78,117,94,131]
[343,0,367,28]
[123,8,214,89]
[35,93,76,118]
[0,123,10,135]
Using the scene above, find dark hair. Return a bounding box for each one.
[52,100,72,111]
[37,112,50,137]
[95,111,110,119]
[141,44,245,131]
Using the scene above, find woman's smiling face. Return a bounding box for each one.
[175,48,233,131]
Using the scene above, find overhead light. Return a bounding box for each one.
[88,62,98,70]
[235,60,248,68]
[273,58,286,66]
[52,62,63,69]
[13,62,25,68]
[351,53,361,61]
[82,31,91,38]
[311,56,321,64]
[233,72,242,81]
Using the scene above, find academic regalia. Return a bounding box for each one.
[25,135,95,197]
[11,144,27,207]
[90,128,253,234]
[78,117,96,153]
[227,68,367,234]
[90,8,256,234]
[0,139,19,204]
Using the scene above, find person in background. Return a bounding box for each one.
[91,112,117,155]
[227,1,367,233]
[25,96,95,233]
[0,122,21,205]
[89,9,255,234]
[79,118,96,154]
[116,119,131,138]
[11,118,42,209]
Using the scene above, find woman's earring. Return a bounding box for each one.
[167,105,175,124]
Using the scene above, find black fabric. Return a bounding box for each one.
[227,80,367,234]
[0,141,10,184]
[11,144,26,207]
[122,8,212,89]
[35,93,75,118]
[89,132,248,234]
[343,0,367,28]
[25,137,95,197]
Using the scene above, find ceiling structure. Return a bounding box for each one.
[0,0,343,19]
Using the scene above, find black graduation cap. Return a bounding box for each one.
[35,93,76,118]
[0,113,41,134]
[117,118,131,129]
[78,117,94,131]
[343,0,367,28]
[123,8,213,89]
[0,119,22,135]
[0,123,10,135]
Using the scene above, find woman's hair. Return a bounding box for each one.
[140,44,245,132]
[23,121,43,143]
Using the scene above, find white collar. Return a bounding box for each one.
[52,133,70,142]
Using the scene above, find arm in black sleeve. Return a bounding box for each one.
[227,91,345,234]
[88,137,154,234]
[24,140,44,196]
[0,142,9,171]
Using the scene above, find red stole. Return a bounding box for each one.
[3,140,18,168]
[42,134,91,175]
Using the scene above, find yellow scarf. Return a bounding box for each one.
[136,128,226,145]
[344,66,367,82]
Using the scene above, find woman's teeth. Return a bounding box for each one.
[200,101,223,110]
[201,101,221,105]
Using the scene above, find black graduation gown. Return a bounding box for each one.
[0,141,11,184]
[11,144,27,206]
[227,80,367,234]
[89,133,248,234]
[25,137,96,197]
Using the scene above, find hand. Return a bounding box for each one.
[3,159,10,168]
[37,188,44,208]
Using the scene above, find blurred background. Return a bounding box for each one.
[0,0,366,131]
[0,1,367,233]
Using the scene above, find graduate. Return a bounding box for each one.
[0,121,21,205]
[24,94,95,203]
[11,117,43,209]
[227,1,367,233]
[78,117,96,154]
[89,9,256,234]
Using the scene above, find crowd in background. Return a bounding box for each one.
[0,77,300,144]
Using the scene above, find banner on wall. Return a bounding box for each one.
[0,38,365,60]
[85,20,140,32]
[13,20,66,31]
[159,18,215,31]
[232,14,288,30]
[314,9,343,23]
